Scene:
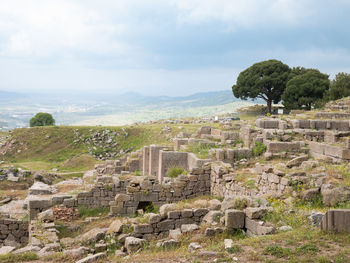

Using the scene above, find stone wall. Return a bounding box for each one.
[0,217,29,246]
[240,125,260,148]
[110,164,211,216]
[132,208,210,240]
[291,119,350,131]
[213,148,251,163]
[210,162,292,199]
[158,151,211,182]
[309,141,350,162]
[64,176,129,209]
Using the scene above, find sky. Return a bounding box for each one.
[0,0,350,96]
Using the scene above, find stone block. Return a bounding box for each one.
[268,174,280,184]
[225,209,245,229]
[321,209,350,233]
[181,209,193,218]
[168,210,181,219]
[133,224,154,234]
[157,220,175,231]
[244,207,269,219]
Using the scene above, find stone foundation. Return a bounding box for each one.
[0,218,29,246]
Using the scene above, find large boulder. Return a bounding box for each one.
[107,219,124,234]
[63,247,90,258]
[286,155,309,168]
[180,224,199,233]
[125,237,146,254]
[301,188,320,201]
[76,228,106,244]
[244,207,269,219]
[29,182,57,195]
[321,185,350,206]
[308,212,324,226]
[202,210,223,225]
[159,204,177,216]
[0,246,16,255]
[76,252,106,263]
[37,209,54,222]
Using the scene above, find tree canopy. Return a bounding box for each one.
[282,69,330,110]
[232,59,290,114]
[328,72,350,100]
[29,112,55,127]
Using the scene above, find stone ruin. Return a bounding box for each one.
[1,117,350,260]
[24,122,350,229]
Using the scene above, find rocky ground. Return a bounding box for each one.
[0,99,350,263]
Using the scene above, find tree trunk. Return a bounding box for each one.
[267,99,272,114]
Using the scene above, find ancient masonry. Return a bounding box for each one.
[0,218,29,247]
[3,118,348,250]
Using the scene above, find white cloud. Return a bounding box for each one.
[0,0,126,57]
[170,0,315,28]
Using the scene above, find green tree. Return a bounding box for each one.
[29,112,55,127]
[232,59,290,114]
[329,72,350,100]
[282,69,330,110]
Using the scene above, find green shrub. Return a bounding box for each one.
[167,167,187,178]
[29,112,55,127]
[252,142,267,157]
[227,245,242,253]
[78,206,109,219]
[263,245,292,258]
[296,243,320,255]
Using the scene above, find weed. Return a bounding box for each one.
[263,245,292,258]
[167,167,187,178]
[144,203,159,213]
[0,252,39,263]
[78,206,109,219]
[243,179,256,189]
[296,243,320,255]
[227,245,242,254]
[252,142,267,157]
[186,143,220,159]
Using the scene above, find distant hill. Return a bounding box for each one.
[0,89,258,128]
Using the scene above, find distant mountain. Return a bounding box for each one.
[112,90,240,107]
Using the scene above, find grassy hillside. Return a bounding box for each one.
[0,123,206,172]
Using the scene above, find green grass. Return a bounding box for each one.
[167,167,187,178]
[185,143,217,159]
[0,252,39,263]
[1,124,205,171]
[263,244,292,258]
[78,206,110,219]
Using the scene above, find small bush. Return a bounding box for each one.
[78,206,109,219]
[227,245,242,254]
[167,167,187,178]
[252,142,267,157]
[263,245,292,258]
[144,203,159,213]
[232,197,249,210]
[296,243,320,255]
